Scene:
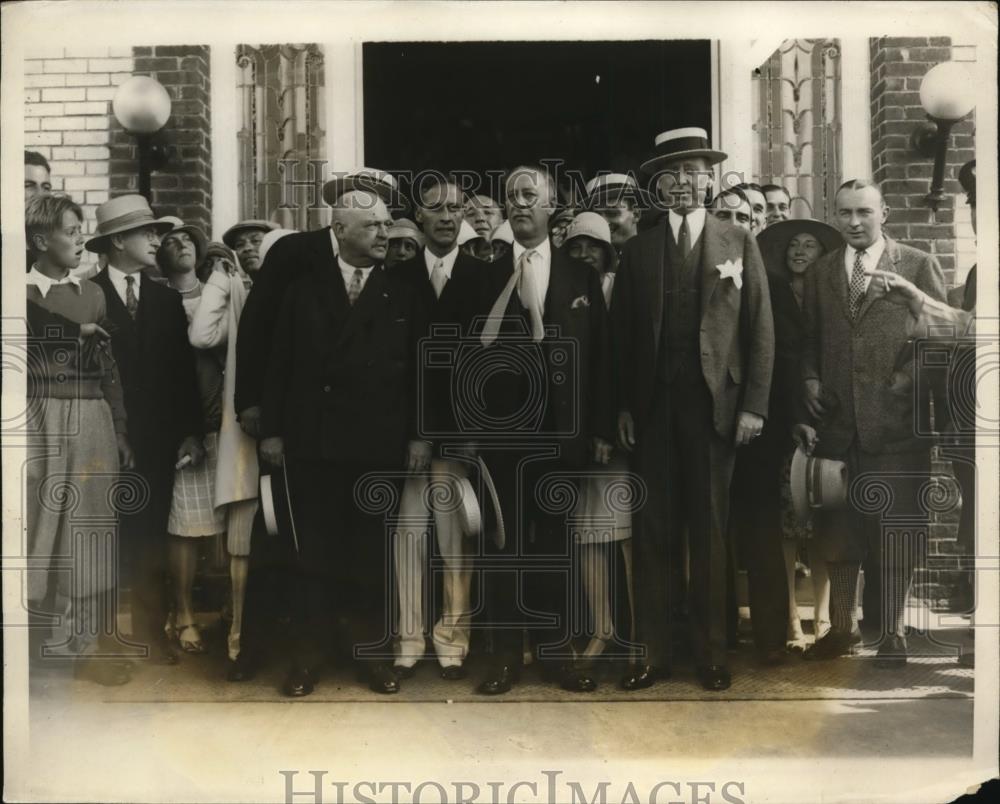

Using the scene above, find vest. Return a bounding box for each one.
[657,223,705,385]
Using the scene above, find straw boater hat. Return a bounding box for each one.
[322,167,409,210]
[156,216,209,270]
[490,220,514,245]
[387,218,424,248]
[640,126,728,174]
[581,173,653,209]
[84,194,175,253]
[221,219,278,249]
[789,447,849,525]
[755,218,843,278]
[563,212,618,271]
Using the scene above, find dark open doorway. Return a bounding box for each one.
[363,40,712,199]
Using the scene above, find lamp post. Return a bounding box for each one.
[112,76,173,201]
[909,62,975,212]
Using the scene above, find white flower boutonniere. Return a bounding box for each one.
[716,258,744,290]
[570,295,591,309]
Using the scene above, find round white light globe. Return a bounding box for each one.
[919,62,975,121]
[112,76,172,134]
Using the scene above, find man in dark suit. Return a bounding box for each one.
[613,127,774,692]
[258,186,430,697]
[794,178,946,666]
[390,176,486,681]
[87,195,205,666]
[472,164,612,695]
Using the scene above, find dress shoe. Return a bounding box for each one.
[74,658,132,687]
[282,667,315,697]
[477,664,519,695]
[873,635,908,669]
[805,628,862,661]
[560,665,597,693]
[697,664,732,691]
[392,664,416,680]
[226,653,257,682]
[620,664,671,691]
[368,663,400,694]
[757,647,789,666]
[439,664,467,681]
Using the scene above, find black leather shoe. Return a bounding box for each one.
[440,665,467,681]
[873,635,908,669]
[226,653,257,682]
[74,658,132,687]
[477,664,519,695]
[368,663,400,694]
[697,664,732,691]
[805,628,862,660]
[282,667,315,697]
[560,665,597,693]
[392,664,416,680]
[620,664,671,691]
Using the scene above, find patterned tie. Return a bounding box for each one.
[430,258,448,299]
[678,213,691,259]
[848,249,867,319]
[347,267,364,306]
[124,274,139,320]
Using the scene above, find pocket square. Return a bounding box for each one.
[570,295,591,309]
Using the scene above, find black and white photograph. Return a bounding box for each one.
[1,1,997,802]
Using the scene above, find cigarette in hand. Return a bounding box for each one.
[175,455,193,470]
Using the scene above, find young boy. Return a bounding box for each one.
[25,193,134,686]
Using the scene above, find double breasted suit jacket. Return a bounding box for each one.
[259,260,430,467]
[235,227,336,416]
[800,237,947,458]
[612,213,775,442]
[477,246,612,466]
[92,269,203,458]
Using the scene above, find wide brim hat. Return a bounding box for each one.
[322,167,409,210]
[259,464,301,547]
[388,217,424,246]
[580,173,654,209]
[756,218,843,277]
[490,220,514,245]
[564,211,618,270]
[457,219,482,246]
[222,219,278,249]
[790,447,849,525]
[84,194,176,253]
[157,219,208,269]
[640,127,728,174]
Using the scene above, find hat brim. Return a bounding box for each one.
[85,218,175,253]
[322,175,408,210]
[640,148,728,174]
[159,224,209,265]
[564,232,618,272]
[789,446,811,525]
[222,221,277,249]
[756,219,843,278]
[260,465,300,549]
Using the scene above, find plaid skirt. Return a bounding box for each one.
[168,431,225,537]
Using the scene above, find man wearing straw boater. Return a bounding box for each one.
[612,127,774,692]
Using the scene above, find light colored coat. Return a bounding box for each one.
[189,271,259,508]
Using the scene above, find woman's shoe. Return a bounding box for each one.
[786,616,808,652]
[175,622,206,654]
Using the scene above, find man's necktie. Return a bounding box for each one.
[678,213,691,259]
[124,274,138,320]
[848,249,867,319]
[347,267,364,306]
[481,249,545,346]
[430,258,448,299]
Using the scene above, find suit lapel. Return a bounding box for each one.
[826,247,852,322]
[644,223,665,355]
[856,238,899,322]
[699,213,728,320]
[544,250,572,327]
[94,269,137,335]
[337,264,388,346]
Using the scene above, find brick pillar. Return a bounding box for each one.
[109,46,212,236]
[869,36,975,289]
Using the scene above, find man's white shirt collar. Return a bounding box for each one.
[667,206,706,246]
[106,264,141,303]
[27,266,81,298]
[844,236,886,292]
[424,246,459,280]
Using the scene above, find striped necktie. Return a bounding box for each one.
[124,274,139,320]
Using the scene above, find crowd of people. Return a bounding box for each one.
[22,124,978,697]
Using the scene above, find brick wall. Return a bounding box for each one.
[24,46,136,274]
[869,36,976,289]
[869,37,978,611]
[109,46,212,235]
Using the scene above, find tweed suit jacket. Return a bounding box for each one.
[800,236,946,456]
[612,213,775,442]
